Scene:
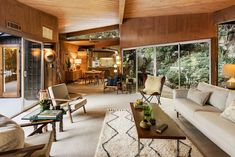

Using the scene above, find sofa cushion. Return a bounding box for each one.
[0,114,25,152]
[174,98,220,118]
[187,89,211,106]
[221,100,235,124]
[197,82,229,111]
[194,111,235,156]
[226,91,235,108]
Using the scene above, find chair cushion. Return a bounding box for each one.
[0,114,25,152]
[143,75,163,95]
[187,89,211,106]
[69,98,87,110]
[25,131,54,157]
[197,82,229,111]
[221,100,235,124]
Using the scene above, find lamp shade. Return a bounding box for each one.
[75,59,82,64]
[222,64,235,78]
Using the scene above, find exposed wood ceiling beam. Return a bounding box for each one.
[65,38,119,47]
[119,0,126,24]
[63,24,119,38]
[214,5,235,24]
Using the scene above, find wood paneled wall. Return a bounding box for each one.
[77,51,88,72]
[60,42,88,82]
[120,13,216,48]
[0,0,58,42]
[120,13,218,84]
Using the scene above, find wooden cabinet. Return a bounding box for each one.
[65,70,82,83]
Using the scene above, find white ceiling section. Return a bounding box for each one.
[18,0,235,33]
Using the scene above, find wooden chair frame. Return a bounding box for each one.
[0,120,53,157]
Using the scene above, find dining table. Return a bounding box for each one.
[84,70,103,85]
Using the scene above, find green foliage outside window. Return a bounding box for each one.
[218,24,235,86]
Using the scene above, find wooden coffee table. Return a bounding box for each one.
[130,103,187,156]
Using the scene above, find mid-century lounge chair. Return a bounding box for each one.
[140,75,165,105]
[48,83,87,123]
[0,114,54,157]
[104,75,125,94]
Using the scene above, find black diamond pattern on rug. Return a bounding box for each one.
[95,109,203,157]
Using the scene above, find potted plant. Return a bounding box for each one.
[39,99,51,111]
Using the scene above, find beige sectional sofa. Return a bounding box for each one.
[173,82,235,156]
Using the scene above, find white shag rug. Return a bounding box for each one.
[95,109,203,157]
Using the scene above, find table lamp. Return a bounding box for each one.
[222,64,235,89]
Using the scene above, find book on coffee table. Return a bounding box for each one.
[156,123,168,134]
[38,110,62,120]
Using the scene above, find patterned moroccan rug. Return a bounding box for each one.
[95,109,203,157]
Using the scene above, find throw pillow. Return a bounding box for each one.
[187,89,211,106]
[221,100,235,124]
[225,91,235,108]
[143,75,163,95]
[197,82,229,111]
[107,77,113,86]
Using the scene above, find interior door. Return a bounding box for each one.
[24,39,43,100]
[0,45,21,97]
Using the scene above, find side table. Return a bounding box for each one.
[22,109,63,141]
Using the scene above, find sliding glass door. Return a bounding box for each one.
[156,45,178,89]
[122,39,211,93]
[23,39,43,100]
[122,49,137,90]
[179,42,210,88]
[137,47,155,89]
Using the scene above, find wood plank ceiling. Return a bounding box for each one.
[18,0,235,33]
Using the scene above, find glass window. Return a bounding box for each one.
[156,45,178,89]
[137,47,155,89]
[24,40,42,100]
[122,40,210,96]
[180,42,210,88]
[218,24,235,87]
[122,49,136,90]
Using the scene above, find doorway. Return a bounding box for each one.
[23,39,43,100]
[0,45,20,97]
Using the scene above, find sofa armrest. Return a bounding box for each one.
[173,89,189,99]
